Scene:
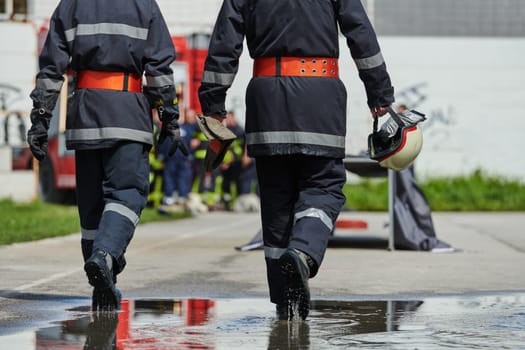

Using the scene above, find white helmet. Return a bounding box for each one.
[368,107,426,171]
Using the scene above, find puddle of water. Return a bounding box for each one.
[2,293,525,349]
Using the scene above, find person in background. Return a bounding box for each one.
[159,108,194,209]
[190,111,218,208]
[147,111,165,208]
[27,0,187,310]
[198,0,394,320]
[220,111,246,210]
[239,148,258,193]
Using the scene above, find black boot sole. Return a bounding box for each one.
[280,252,310,320]
[91,287,122,312]
[84,259,121,311]
[84,260,113,289]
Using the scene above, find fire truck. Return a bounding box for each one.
[36,22,209,203]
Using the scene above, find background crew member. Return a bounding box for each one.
[159,108,194,208]
[220,111,246,210]
[27,0,186,310]
[199,0,394,320]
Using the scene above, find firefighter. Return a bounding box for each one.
[198,0,394,320]
[26,0,187,311]
[220,111,246,210]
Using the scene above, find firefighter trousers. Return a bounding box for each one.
[255,155,346,304]
[76,142,150,276]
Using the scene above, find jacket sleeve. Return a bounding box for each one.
[336,0,394,108]
[198,0,245,116]
[144,0,176,88]
[31,3,71,115]
[143,0,178,121]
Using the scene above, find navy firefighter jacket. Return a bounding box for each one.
[198,0,395,159]
[36,0,176,150]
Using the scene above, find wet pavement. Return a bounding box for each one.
[1,293,524,349]
[1,211,524,348]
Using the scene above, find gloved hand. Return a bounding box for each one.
[205,139,235,172]
[157,119,190,157]
[27,108,51,161]
[196,114,237,171]
[370,104,392,117]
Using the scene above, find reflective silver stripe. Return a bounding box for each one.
[202,70,236,86]
[354,52,384,70]
[246,131,345,148]
[294,208,333,231]
[64,23,149,42]
[264,246,287,259]
[66,128,153,144]
[104,202,139,226]
[81,228,98,240]
[146,74,174,87]
[36,78,63,91]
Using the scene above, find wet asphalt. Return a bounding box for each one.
[0,211,524,349]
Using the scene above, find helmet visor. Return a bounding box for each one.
[368,128,404,160]
[368,109,426,161]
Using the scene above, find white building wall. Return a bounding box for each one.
[0,22,36,145]
[33,0,59,20]
[157,0,221,35]
[351,37,525,181]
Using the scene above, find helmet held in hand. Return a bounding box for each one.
[368,107,426,171]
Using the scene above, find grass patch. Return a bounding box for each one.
[421,170,525,211]
[0,198,189,246]
[0,198,80,245]
[344,170,525,211]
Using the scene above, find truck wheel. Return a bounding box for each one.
[39,157,74,204]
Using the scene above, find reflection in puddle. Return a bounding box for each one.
[12,294,525,349]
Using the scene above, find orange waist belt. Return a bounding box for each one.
[77,70,142,92]
[253,57,339,78]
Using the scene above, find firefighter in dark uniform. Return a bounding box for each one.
[27,0,186,310]
[199,0,394,320]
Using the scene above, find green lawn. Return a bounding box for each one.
[344,170,525,211]
[0,199,189,245]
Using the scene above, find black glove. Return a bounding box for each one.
[27,108,51,161]
[157,119,190,157]
[27,83,61,162]
[144,85,179,121]
[144,85,188,156]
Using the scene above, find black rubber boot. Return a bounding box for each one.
[278,248,313,321]
[83,311,119,349]
[275,304,289,321]
[84,249,121,311]
[268,319,310,348]
[91,287,122,312]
